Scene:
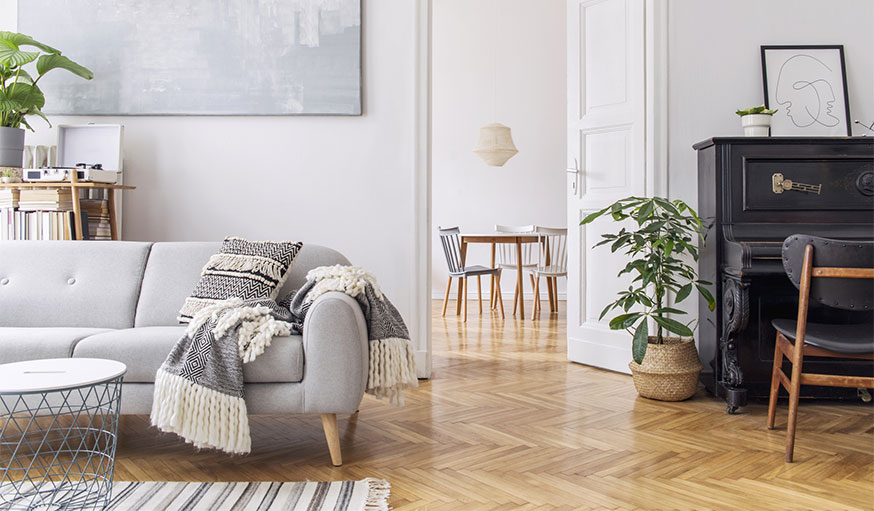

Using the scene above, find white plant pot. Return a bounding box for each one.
[741,114,772,137]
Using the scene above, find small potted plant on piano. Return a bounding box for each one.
[580,197,715,401]
[736,105,777,137]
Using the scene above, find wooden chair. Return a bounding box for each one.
[767,234,874,462]
[493,224,536,314]
[438,226,505,322]
[526,227,568,320]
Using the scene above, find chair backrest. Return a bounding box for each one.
[494,224,535,266]
[438,226,464,273]
[535,226,568,272]
[782,234,874,312]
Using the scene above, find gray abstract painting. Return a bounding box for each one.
[18,0,361,115]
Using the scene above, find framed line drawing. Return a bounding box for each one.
[761,45,851,136]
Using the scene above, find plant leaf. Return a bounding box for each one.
[0,43,38,67]
[653,316,694,337]
[675,283,693,303]
[632,321,648,364]
[0,31,58,53]
[36,53,93,80]
[609,312,642,330]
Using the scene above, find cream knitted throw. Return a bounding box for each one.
[285,265,419,406]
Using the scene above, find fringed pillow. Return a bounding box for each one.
[178,237,303,323]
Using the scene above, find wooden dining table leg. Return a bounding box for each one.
[457,240,468,315]
[515,239,525,318]
[490,243,497,310]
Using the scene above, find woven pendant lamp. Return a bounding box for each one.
[474,123,518,166]
[474,0,518,167]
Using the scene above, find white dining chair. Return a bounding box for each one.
[493,224,536,315]
[526,226,568,320]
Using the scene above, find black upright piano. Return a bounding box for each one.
[694,137,874,412]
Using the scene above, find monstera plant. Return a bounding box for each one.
[0,31,93,166]
[581,196,715,401]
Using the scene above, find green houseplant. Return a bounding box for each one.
[580,196,715,401]
[0,31,93,166]
[736,105,777,137]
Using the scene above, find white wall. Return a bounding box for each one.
[665,0,874,323]
[1,1,431,373]
[667,0,874,204]
[431,0,567,301]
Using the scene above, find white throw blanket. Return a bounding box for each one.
[150,266,417,454]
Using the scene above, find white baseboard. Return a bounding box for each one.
[431,291,567,300]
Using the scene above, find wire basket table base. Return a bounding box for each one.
[0,376,123,511]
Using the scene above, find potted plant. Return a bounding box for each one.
[736,105,777,137]
[580,197,715,401]
[0,31,93,167]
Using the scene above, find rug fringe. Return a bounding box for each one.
[150,369,251,454]
[363,478,391,511]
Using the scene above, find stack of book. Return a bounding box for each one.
[0,189,19,209]
[18,189,74,212]
[80,199,111,240]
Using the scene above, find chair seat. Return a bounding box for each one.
[526,265,567,276]
[449,265,500,277]
[497,262,536,269]
[772,318,874,355]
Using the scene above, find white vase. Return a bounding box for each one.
[741,114,772,137]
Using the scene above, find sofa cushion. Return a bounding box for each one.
[0,328,112,364]
[178,237,303,323]
[135,243,352,327]
[0,241,152,328]
[71,327,304,383]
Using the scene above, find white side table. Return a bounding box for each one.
[0,358,126,510]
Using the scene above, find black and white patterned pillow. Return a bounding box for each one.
[178,237,303,323]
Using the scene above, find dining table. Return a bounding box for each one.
[458,232,541,319]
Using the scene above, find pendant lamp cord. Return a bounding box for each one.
[492,0,498,122]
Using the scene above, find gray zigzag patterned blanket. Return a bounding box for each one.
[150,266,417,455]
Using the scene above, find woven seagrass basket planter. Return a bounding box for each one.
[628,338,702,401]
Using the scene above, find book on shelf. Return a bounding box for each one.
[80,199,111,240]
[17,189,74,212]
[0,209,88,241]
[0,189,19,209]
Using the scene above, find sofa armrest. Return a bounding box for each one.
[302,291,369,413]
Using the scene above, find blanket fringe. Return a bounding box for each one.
[150,370,251,454]
[367,337,418,406]
[305,265,383,303]
[363,478,391,511]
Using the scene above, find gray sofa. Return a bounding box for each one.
[0,241,369,465]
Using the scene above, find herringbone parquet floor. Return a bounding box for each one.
[114,300,874,510]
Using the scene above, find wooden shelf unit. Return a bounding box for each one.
[0,176,135,240]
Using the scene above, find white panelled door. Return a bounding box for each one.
[566,0,647,373]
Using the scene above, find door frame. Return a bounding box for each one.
[414,0,433,379]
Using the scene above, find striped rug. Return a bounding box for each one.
[104,479,389,511]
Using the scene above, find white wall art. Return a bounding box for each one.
[762,45,851,136]
[18,0,362,115]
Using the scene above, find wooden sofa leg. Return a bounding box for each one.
[320,413,343,466]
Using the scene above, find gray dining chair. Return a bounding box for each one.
[526,226,568,320]
[438,226,505,322]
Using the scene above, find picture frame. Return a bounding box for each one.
[761,45,851,136]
